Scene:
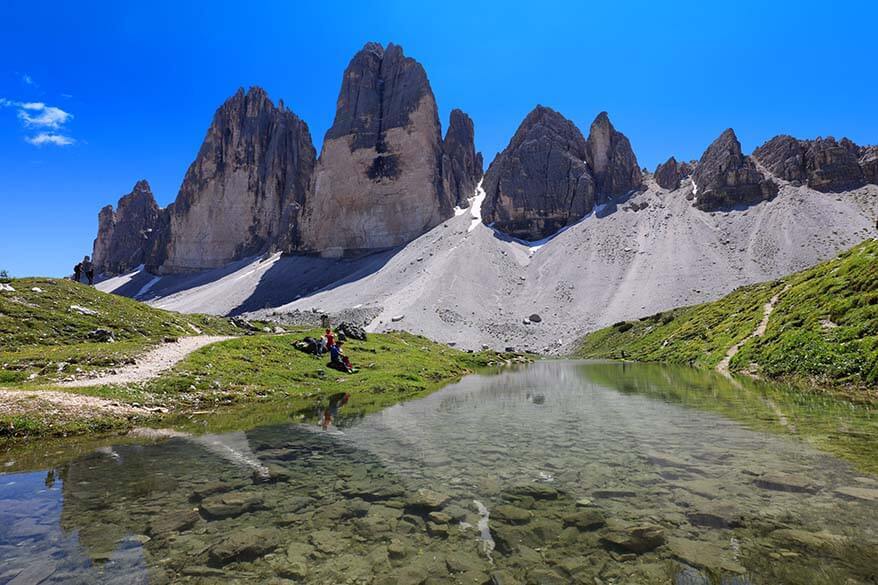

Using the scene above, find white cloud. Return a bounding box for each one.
[18,103,72,129]
[22,74,34,85]
[25,133,75,146]
[1,96,77,146]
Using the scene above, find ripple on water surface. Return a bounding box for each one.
[1,361,876,584]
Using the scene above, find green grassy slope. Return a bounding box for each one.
[575,239,878,394]
[0,277,238,384]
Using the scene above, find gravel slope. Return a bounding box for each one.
[99,178,878,353]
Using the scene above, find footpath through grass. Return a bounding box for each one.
[0,278,518,448]
[575,239,878,399]
[0,277,239,385]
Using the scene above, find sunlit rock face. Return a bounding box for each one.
[92,180,161,275]
[586,111,642,199]
[753,134,876,192]
[692,128,778,211]
[482,108,641,241]
[300,43,453,257]
[157,87,316,273]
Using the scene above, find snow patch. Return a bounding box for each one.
[468,180,486,233]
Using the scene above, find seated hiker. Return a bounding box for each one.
[329,340,354,373]
[325,328,335,349]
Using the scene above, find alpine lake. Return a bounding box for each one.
[1,361,876,585]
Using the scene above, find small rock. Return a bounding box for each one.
[69,304,98,316]
[601,523,666,553]
[492,505,531,525]
[528,313,542,323]
[208,528,280,566]
[406,488,449,510]
[391,314,405,322]
[562,509,605,530]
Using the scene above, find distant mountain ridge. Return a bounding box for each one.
[91,42,878,277]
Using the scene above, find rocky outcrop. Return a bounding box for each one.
[92,180,161,274]
[481,106,595,240]
[692,129,778,211]
[482,108,643,240]
[586,112,642,198]
[753,134,874,192]
[803,138,865,192]
[653,156,692,190]
[158,87,315,273]
[300,43,453,256]
[860,146,878,185]
[441,109,483,208]
[752,135,807,184]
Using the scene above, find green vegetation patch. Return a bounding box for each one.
[0,277,238,384]
[575,240,878,396]
[146,329,497,413]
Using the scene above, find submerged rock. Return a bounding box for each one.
[208,527,281,566]
[600,522,666,553]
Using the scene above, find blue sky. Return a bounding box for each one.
[1,0,876,277]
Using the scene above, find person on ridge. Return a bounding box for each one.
[72,262,82,283]
[81,256,95,285]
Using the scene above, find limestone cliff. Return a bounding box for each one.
[92,180,161,274]
[158,87,315,272]
[300,43,452,257]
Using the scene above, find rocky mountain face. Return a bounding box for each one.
[586,112,642,198]
[482,107,641,240]
[300,43,457,257]
[692,129,778,211]
[92,180,161,274]
[155,87,316,273]
[753,134,875,192]
[653,157,693,190]
[481,107,594,240]
[91,41,877,278]
[442,109,483,208]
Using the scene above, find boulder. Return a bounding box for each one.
[336,321,367,341]
[692,128,777,210]
[301,42,453,256]
[586,111,642,198]
[156,87,315,272]
[442,108,484,207]
[481,106,595,240]
[654,156,691,190]
[92,180,162,275]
